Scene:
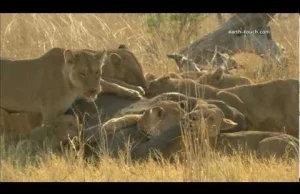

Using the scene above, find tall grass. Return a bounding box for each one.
[0,13,299,182]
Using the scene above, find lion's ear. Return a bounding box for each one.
[118,44,128,49]
[95,51,107,63]
[64,49,75,66]
[178,100,188,111]
[152,106,165,119]
[109,53,122,66]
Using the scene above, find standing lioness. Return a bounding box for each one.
[0,47,106,126]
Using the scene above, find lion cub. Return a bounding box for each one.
[0,47,106,126]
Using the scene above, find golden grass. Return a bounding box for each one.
[0,13,299,182]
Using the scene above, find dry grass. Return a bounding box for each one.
[0,13,299,182]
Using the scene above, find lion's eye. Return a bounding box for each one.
[80,72,86,78]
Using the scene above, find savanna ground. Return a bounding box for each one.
[0,13,299,182]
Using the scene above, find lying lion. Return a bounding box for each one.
[130,101,237,160]
[131,107,298,161]
[86,44,148,100]
[100,100,188,136]
[101,100,234,138]
[66,98,243,160]
[145,75,298,137]
[0,47,106,127]
[197,67,253,89]
[220,79,299,137]
[145,75,246,114]
[145,67,252,89]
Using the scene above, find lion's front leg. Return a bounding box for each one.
[101,114,142,135]
[100,79,143,100]
[103,77,145,96]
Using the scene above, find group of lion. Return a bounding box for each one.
[0,44,299,161]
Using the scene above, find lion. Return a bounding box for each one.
[183,111,299,159]
[80,97,244,160]
[145,68,252,89]
[132,109,298,160]
[91,99,236,160]
[28,114,79,151]
[219,79,299,137]
[99,100,187,136]
[131,102,237,160]
[192,98,247,132]
[197,67,253,89]
[144,71,207,83]
[136,100,237,138]
[0,48,106,128]
[145,75,246,114]
[142,93,246,132]
[85,44,148,100]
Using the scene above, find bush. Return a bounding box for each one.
[141,13,209,46]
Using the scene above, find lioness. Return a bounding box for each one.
[220,79,299,137]
[197,67,253,89]
[131,104,237,160]
[132,109,298,160]
[191,98,247,132]
[145,76,246,114]
[145,68,252,89]
[144,71,206,83]
[100,100,187,136]
[86,44,148,99]
[184,110,299,159]
[0,47,106,126]
[143,93,246,132]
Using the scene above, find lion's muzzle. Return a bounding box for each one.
[84,89,99,101]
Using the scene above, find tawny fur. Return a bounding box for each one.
[145,76,246,114]
[85,44,148,100]
[220,79,299,137]
[0,47,106,126]
[197,67,253,89]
